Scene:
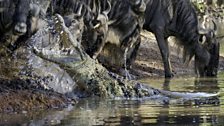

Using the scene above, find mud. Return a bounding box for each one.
[0,77,72,113]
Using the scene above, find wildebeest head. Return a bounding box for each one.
[85,0,111,59]
[13,0,40,35]
[195,21,219,77]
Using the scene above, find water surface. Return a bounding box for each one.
[1,74,224,126]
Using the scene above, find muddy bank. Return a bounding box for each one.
[0,78,72,113]
[0,31,222,113]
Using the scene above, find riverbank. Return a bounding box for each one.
[0,30,223,113]
[0,78,73,113]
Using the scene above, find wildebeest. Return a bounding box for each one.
[50,0,146,73]
[0,0,42,51]
[93,0,146,73]
[143,0,219,78]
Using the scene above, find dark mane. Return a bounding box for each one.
[107,0,130,22]
[106,0,141,45]
[143,0,219,77]
[173,0,199,44]
[170,0,200,63]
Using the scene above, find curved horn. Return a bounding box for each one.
[74,3,83,17]
[96,0,101,17]
[92,0,98,19]
[92,0,96,12]
[103,0,111,15]
[212,20,217,31]
[93,0,111,29]
[93,23,101,29]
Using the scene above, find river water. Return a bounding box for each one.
[1,74,224,126]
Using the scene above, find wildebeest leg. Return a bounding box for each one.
[206,42,220,76]
[195,61,204,77]
[126,37,141,69]
[154,31,173,78]
[194,44,211,77]
[92,35,105,59]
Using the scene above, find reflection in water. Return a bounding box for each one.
[162,79,171,91]
[193,78,220,105]
[151,78,221,125]
[1,77,224,125]
[194,78,220,93]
